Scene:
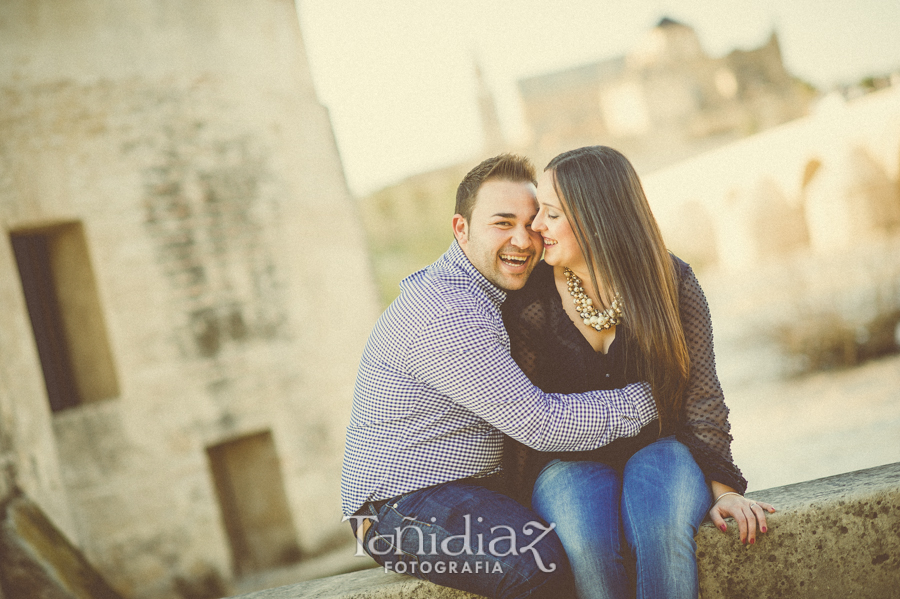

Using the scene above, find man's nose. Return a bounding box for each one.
[510,224,536,249]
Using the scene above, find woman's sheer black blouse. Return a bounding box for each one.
[500,257,747,503]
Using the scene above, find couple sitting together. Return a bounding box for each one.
[340,146,774,599]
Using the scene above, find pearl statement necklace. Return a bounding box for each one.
[564,268,624,331]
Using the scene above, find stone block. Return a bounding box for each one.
[697,461,900,598]
[230,567,483,599]
[226,461,900,599]
[0,491,123,599]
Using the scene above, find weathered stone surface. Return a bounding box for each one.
[697,461,900,599]
[0,1,380,597]
[231,567,483,599]
[0,491,123,599]
[226,462,900,599]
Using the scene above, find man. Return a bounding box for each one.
[341,154,657,599]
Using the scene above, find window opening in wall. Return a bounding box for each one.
[10,222,119,412]
[207,430,302,576]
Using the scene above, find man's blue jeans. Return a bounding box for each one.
[531,437,711,599]
[351,479,574,599]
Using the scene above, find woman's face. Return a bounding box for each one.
[533,169,586,272]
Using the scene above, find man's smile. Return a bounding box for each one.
[499,253,532,268]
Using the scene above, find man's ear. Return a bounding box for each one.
[452,214,468,246]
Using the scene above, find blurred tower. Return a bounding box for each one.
[0,1,379,597]
[474,58,507,155]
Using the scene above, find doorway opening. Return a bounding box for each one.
[207,430,301,576]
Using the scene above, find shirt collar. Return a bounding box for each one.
[444,240,507,309]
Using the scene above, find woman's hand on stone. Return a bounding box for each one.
[708,493,775,545]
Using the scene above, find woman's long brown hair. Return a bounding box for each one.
[546,146,689,428]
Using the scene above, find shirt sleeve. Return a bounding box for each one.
[674,260,748,493]
[406,305,658,452]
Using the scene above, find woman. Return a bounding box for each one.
[501,146,774,599]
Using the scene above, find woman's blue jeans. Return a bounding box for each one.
[531,436,711,599]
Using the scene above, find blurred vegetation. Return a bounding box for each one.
[857,74,894,93]
[776,307,900,374]
[356,164,467,307]
[792,76,818,96]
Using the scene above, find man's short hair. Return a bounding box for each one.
[455,154,536,221]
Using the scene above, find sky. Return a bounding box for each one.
[297,0,900,195]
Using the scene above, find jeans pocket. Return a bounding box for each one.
[367,501,429,578]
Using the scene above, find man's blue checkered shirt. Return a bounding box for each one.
[340,241,657,516]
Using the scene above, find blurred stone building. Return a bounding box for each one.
[642,86,900,271]
[519,17,815,172]
[359,19,817,305]
[640,85,900,384]
[0,1,379,597]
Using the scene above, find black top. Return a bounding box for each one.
[501,257,747,504]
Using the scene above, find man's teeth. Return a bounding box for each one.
[500,254,528,265]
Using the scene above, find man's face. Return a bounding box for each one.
[453,178,542,291]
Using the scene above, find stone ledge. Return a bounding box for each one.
[697,461,899,598]
[229,462,900,599]
[0,490,124,599]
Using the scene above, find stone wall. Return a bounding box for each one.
[0,1,380,597]
[643,85,900,272]
[225,461,900,599]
